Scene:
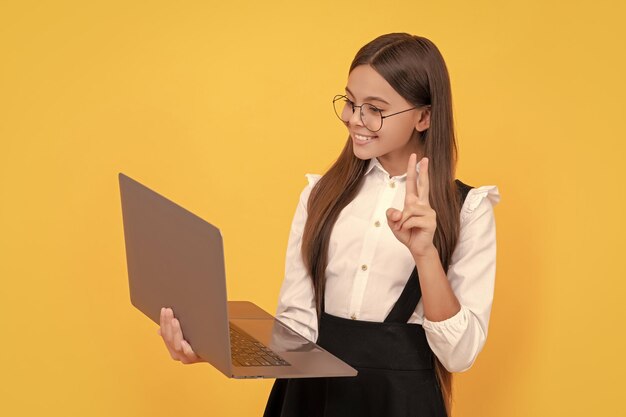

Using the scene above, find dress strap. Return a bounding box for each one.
[384,266,422,323]
[384,179,474,323]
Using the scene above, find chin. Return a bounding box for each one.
[352,148,373,161]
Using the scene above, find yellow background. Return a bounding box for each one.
[1,1,624,416]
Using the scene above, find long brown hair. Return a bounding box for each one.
[301,33,461,416]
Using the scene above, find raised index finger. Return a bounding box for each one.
[418,157,430,205]
[405,153,418,199]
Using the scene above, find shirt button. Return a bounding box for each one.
[361,264,368,271]
[350,314,357,320]
[374,220,381,227]
[389,182,396,188]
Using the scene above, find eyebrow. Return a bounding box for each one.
[345,87,390,105]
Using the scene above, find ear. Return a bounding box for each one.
[415,106,431,132]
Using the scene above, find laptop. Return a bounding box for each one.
[118,173,357,379]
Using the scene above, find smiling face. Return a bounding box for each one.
[343,64,431,177]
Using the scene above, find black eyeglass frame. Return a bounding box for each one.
[333,94,429,133]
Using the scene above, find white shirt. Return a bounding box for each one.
[275,157,500,373]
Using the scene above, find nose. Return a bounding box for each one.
[348,106,363,127]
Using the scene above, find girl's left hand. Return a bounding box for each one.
[386,153,437,258]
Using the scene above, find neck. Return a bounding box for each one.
[378,139,424,177]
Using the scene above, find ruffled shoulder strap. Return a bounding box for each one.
[304,173,322,187]
[459,184,501,224]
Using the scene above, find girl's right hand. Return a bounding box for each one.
[158,307,205,364]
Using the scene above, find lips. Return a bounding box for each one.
[353,133,378,142]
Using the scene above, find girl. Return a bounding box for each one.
[158,33,500,417]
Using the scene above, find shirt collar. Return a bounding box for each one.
[365,157,411,181]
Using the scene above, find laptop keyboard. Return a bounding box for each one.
[229,324,290,367]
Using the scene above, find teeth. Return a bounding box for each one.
[355,134,377,141]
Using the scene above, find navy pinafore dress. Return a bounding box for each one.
[263,180,473,417]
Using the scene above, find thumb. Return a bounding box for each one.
[386,208,402,221]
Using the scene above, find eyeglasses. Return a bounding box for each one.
[333,94,424,133]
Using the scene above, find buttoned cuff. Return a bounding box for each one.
[422,305,469,343]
